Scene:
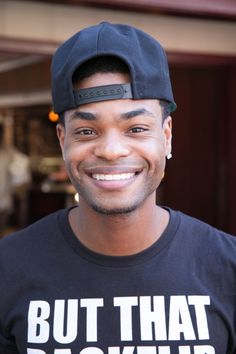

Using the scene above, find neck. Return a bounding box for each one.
[69,195,169,256]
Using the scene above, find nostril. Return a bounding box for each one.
[94,140,130,160]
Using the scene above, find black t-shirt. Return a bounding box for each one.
[0,208,235,354]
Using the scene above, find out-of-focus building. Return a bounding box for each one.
[0,0,235,234]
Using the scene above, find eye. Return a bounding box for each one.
[76,128,96,135]
[129,126,148,133]
[73,128,97,140]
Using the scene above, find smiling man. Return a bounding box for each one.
[0,22,235,354]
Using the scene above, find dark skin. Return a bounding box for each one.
[57,72,172,256]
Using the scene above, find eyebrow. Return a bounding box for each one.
[69,111,96,121]
[69,107,155,122]
[121,108,155,119]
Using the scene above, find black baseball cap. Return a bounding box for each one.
[51,22,176,114]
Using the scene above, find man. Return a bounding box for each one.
[0,22,235,354]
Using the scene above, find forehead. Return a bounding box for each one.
[64,99,162,127]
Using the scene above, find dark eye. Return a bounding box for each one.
[129,127,146,133]
[76,129,95,135]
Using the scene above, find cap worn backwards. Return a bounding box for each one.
[51,22,176,114]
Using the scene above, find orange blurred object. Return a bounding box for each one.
[48,110,59,122]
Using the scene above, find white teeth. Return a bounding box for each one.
[92,173,135,181]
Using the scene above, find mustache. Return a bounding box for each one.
[80,159,146,174]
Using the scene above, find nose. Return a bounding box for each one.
[94,131,130,161]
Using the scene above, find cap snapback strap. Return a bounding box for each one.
[73,83,133,106]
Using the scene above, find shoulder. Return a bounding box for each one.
[167,209,236,293]
[180,213,236,262]
[172,209,236,262]
[177,209,236,240]
[0,209,67,261]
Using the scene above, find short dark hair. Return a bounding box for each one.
[59,55,171,124]
[72,55,130,84]
[160,100,172,120]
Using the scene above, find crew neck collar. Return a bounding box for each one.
[58,207,180,268]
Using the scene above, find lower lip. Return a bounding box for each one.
[89,174,138,191]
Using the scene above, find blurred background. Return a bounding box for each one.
[0,0,235,237]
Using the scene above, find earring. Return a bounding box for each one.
[166,153,172,160]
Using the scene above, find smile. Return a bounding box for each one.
[92,173,135,181]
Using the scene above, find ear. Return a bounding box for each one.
[56,123,66,160]
[163,116,172,157]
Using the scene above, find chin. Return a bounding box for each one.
[91,203,138,216]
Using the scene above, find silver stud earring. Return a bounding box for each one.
[166,153,172,160]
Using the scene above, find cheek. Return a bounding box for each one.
[138,138,166,171]
[63,142,96,181]
[63,136,86,161]
[63,142,83,175]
